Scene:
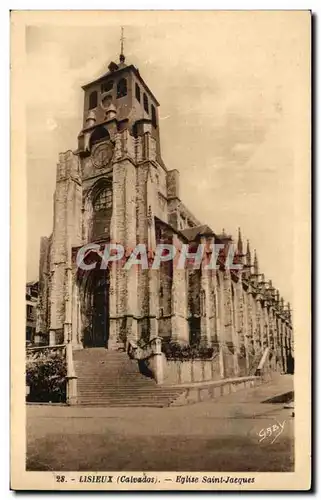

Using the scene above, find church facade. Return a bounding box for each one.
[36,50,294,378]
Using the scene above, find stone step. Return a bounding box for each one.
[78,399,180,404]
[81,389,180,397]
[78,385,178,390]
[74,348,180,407]
[78,395,179,402]
[78,386,159,391]
[74,352,126,359]
[77,402,168,407]
[77,376,154,381]
[77,394,177,400]
[77,372,140,375]
[77,375,154,380]
[76,366,138,370]
[78,394,176,402]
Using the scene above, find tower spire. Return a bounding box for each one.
[246,239,251,268]
[120,26,125,63]
[237,227,243,255]
[254,249,259,275]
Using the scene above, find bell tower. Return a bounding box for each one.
[39,34,175,349]
[73,32,166,349]
[76,36,161,161]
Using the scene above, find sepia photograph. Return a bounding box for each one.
[10,9,311,490]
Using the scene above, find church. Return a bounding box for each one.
[36,43,294,390]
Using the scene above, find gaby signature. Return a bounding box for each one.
[258,420,286,444]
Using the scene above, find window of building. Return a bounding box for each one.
[117,78,127,98]
[93,186,113,211]
[156,226,163,242]
[101,80,114,94]
[135,83,141,102]
[89,91,98,110]
[27,305,33,318]
[189,317,201,346]
[91,181,113,241]
[143,93,149,114]
[151,104,157,127]
[89,126,110,148]
[26,327,32,342]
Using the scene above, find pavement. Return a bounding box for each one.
[27,374,294,472]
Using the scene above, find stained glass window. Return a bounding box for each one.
[93,186,112,211]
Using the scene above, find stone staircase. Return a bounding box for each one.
[73,348,184,407]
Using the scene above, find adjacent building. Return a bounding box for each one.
[26,281,38,345]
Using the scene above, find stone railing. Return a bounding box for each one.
[126,337,164,384]
[26,343,77,405]
[163,357,222,385]
[26,344,66,362]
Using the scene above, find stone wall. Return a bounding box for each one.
[37,120,294,377]
[163,358,221,385]
[36,235,51,338]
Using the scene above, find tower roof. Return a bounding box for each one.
[82,62,160,106]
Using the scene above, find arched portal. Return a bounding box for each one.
[91,268,109,347]
[78,255,110,348]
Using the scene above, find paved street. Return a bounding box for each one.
[27,375,294,472]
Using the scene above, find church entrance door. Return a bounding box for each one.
[91,269,109,347]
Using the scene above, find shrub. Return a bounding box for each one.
[161,341,216,361]
[26,350,67,403]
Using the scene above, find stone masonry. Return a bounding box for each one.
[36,52,294,378]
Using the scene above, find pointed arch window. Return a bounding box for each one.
[117,78,127,98]
[135,83,141,102]
[89,126,110,149]
[101,80,114,94]
[89,91,98,110]
[91,182,113,241]
[143,93,149,113]
[93,185,113,212]
[151,104,157,127]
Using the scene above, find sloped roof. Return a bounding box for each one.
[26,280,38,287]
[180,224,215,242]
[82,62,160,106]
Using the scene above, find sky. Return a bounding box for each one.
[25,11,310,304]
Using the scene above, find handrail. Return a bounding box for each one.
[26,343,66,352]
[126,337,164,384]
[126,337,162,361]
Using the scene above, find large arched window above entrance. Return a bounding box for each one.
[93,185,113,211]
[91,182,113,241]
[89,126,110,149]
